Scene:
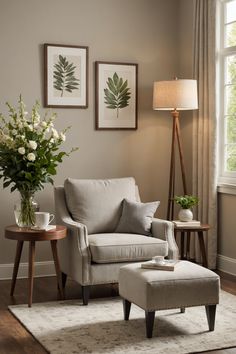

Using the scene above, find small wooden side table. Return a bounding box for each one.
[174,224,210,268]
[5,225,67,307]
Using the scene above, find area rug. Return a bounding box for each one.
[9,291,236,354]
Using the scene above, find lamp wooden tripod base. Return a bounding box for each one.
[167,110,187,220]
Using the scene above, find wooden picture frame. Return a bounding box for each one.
[44,43,88,108]
[95,61,138,130]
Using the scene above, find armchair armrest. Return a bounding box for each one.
[54,186,91,285]
[151,218,179,260]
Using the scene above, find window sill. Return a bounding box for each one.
[217,184,236,195]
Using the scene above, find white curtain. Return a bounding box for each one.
[192,0,217,269]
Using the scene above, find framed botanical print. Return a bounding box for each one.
[44,44,88,108]
[95,61,138,130]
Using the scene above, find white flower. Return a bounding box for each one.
[28,124,33,131]
[28,140,37,150]
[5,137,14,148]
[11,129,17,136]
[21,134,25,140]
[41,121,47,128]
[18,147,25,155]
[49,122,54,127]
[27,152,36,161]
[3,127,8,135]
[52,128,59,139]
[50,138,55,144]
[60,132,66,142]
[34,112,40,123]
[17,122,23,129]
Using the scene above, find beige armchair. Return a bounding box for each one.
[54,177,179,305]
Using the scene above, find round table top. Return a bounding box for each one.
[5,225,67,241]
[174,223,210,231]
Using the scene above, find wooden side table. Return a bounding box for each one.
[174,224,210,268]
[5,225,67,307]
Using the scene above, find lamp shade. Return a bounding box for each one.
[153,79,198,111]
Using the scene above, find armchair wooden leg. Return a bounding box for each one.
[82,285,90,305]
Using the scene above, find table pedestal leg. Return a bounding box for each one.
[28,241,35,307]
[181,231,185,259]
[10,241,24,296]
[198,231,208,267]
[186,231,191,260]
[51,240,64,300]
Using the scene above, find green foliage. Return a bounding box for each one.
[227,22,236,47]
[0,96,78,195]
[53,55,79,97]
[174,195,199,209]
[104,72,131,118]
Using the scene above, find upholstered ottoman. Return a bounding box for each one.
[119,261,220,338]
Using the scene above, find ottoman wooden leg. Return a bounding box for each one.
[145,311,155,338]
[180,307,185,313]
[205,305,216,331]
[123,299,131,320]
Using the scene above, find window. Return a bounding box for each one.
[218,0,236,184]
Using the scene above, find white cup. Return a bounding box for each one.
[34,212,54,229]
[152,255,165,264]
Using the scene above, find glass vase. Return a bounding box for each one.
[14,191,40,227]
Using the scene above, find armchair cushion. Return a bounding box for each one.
[115,198,160,235]
[64,177,136,234]
[88,233,168,263]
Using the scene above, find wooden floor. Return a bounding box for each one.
[0,271,235,354]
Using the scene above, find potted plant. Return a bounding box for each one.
[0,96,77,227]
[174,195,199,221]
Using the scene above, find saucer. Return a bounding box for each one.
[31,225,56,231]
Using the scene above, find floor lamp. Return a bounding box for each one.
[153,78,198,220]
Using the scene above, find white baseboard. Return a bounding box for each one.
[0,261,56,280]
[1,256,235,280]
[217,254,236,276]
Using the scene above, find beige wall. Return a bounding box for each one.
[218,194,236,260]
[3,0,234,276]
[0,0,179,268]
[177,0,194,195]
[218,193,236,274]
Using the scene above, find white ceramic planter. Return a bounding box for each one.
[178,208,193,222]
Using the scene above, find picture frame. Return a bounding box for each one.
[44,43,88,108]
[95,61,138,130]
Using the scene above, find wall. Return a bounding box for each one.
[177,0,195,194]
[0,0,179,277]
[218,192,236,275]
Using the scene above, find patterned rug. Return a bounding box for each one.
[9,291,236,354]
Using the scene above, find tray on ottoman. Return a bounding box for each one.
[119,260,220,338]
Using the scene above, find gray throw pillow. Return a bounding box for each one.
[115,198,160,236]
